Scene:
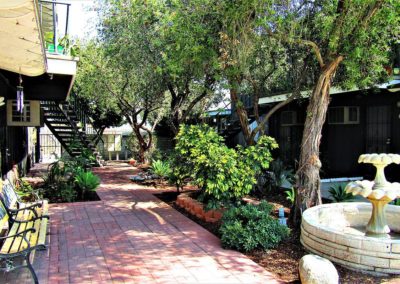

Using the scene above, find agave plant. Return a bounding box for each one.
[329,183,354,202]
[150,159,171,179]
[74,169,100,199]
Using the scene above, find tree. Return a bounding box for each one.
[76,41,167,163]
[216,1,309,146]
[213,0,399,224]
[99,0,222,136]
[268,0,400,224]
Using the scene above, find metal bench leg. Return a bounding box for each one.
[25,251,39,284]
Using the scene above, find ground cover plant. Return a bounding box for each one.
[220,201,289,252]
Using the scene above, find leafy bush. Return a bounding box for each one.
[150,159,171,178]
[219,201,290,252]
[329,183,354,202]
[173,124,278,208]
[167,151,191,192]
[42,152,99,203]
[74,168,100,198]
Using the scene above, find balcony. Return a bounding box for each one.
[0,0,78,102]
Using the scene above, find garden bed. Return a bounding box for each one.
[155,188,400,283]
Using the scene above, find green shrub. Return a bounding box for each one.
[167,151,191,192]
[173,124,278,208]
[42,152,99,203]
[74,169,100,198]
[329,183,354,202]
[150,159,171,178]
[219,201,290,252]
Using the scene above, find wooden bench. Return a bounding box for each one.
[2,179,49,224]
[0,181,49,284]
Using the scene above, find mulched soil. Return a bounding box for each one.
[155,186,400,284]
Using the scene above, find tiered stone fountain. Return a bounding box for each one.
[301,154,400,275]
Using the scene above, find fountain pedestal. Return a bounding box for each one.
[301,153,400,275]
[346,154,400,235]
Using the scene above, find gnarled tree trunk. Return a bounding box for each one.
[292,56,343,226]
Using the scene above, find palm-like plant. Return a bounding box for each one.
[74,169,100,199]
[329,183,353,202]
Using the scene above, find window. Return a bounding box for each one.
[281,111,305,126]
[7,100,41,126]
[11,101,31,122]
[328,106,359,125]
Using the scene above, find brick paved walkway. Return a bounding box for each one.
[3,164,282,283]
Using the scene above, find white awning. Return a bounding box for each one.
[0,0,46,76]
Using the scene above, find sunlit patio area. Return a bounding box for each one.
[3,164,280,284]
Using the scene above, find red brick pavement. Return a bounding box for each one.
[2,163,282,284]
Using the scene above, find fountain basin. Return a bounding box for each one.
[301,202,400,275]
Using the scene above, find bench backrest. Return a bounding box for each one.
[0,181,9,229]
[0,180,18,210]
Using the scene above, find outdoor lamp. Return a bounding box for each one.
[16,74,24,113]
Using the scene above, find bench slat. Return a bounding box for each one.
[1,209,43,254]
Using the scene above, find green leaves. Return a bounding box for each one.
[74,169,100,193]
[172,124,277,208]
[220,201,290,252]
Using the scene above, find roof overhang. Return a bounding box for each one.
[379,78,400,93]
[0,0,47,76]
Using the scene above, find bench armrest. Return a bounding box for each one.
[9,203,42,218]
[0,228,35,240]
[10,214,49,224]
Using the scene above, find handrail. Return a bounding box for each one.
[68,93,104,147]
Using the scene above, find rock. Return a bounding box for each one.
[299,254,339,284]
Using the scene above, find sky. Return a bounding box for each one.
[56,0,98,41]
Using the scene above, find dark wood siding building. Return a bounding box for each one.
[267,89,400,181]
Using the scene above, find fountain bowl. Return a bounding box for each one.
[301,202,400,275]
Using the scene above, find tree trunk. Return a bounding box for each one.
[230,86,252,145]
[292,56,343,226]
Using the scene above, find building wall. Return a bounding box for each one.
[267,89,400,180]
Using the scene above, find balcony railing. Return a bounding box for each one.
[38,0,72,56]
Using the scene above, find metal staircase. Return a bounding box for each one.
[41,94,105,166]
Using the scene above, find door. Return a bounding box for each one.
[366,106,391,153]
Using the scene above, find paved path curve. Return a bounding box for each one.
[3,164,282,284]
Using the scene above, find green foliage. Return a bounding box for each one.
[285,187,296,206]
[219,201,290,252]
[173,124,278,208]
[14,180,37,202]
[329,183,354,202]
[167,151,191,192]
[74,169,100,193]
[42,152,100,203]
[392,199,400,206]
[150,159,171,178]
